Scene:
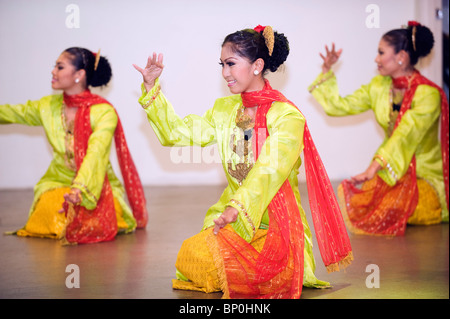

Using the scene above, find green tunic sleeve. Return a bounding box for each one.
[72,103,118,210]
[139,79,216,147]
[308,71,373,116]
[0,97,45,125]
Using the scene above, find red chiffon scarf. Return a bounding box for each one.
[211,80,352,299]
[393,70,449,209]
[341,70,449,236]
[62,90,148,244]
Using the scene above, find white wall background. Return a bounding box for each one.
[0,0,443,189]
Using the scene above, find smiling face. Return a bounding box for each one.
[220,42,264,94]
[51,52,85,94]
[375,39,406,78]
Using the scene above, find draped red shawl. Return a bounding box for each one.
[394,71,449,207]
[341,70,449,236]
[212,80,352,299]
[62,90,148,244]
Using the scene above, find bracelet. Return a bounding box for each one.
[141,85,161,109]
[373,155,398,182]
[373,154,387,168]
[229,199,256,236]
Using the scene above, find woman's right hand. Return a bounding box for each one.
[59,188,82,214]
[213,206,238,235]
[133,52,164,92]
[350,160,382,185]
[320,43,342,74]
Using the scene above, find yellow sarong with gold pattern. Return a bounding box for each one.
[172,227,268,293]
[16,187,130,240]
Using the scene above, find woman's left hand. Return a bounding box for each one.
[213,206,238,235]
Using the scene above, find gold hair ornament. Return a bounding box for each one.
[411,26,417,51]
[262,26,275,56]
[405,21,420,52]
[94,49,101,71]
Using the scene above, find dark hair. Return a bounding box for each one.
[64,47,112,87]
[222,27,289,73]
[382,23,434,66]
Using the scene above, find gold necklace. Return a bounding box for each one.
[227,105,255,185]
[61,103,77,171]
[387,87,404,137]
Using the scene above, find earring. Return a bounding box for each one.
[75,78,80,83]
[398,61,403,65]
[253,70,259,75]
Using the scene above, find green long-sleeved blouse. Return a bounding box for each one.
[139,79,328,287]
[0,95,137,231]
[309,71,448,222]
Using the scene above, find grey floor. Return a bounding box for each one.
[0,183,448,300]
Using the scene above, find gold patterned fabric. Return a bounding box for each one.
[172,227,267,293]
[17,187,70,239]
[407,178,442,225]
[16,187,129,239]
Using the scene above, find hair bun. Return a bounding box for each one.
[90,55,112,87]
[411,24,434,58]
[267,31,289,72]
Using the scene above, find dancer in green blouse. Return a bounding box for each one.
[134,25,352,298]
[1,47,147,244]
[309,21,448,236]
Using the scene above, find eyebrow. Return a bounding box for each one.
[221,57,238,63]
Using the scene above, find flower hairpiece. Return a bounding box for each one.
[407,20,421,27]
[254,25,265,33]
[253,25,274,56]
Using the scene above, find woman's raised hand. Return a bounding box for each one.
[133,52,164,92]
[320,43,342,74]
